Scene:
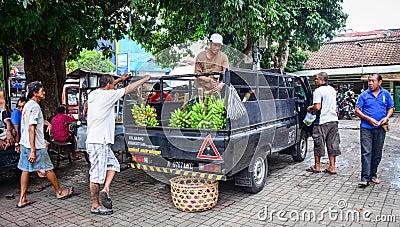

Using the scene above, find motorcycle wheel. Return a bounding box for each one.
[338,110,344,120]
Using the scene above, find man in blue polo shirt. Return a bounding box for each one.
[355,73,393,188]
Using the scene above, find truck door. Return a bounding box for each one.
[294,77,308,121]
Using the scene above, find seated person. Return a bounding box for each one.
[0,106,14,150]
[148,82,173,102]
[11,97,28,153]
[50,105,79,160]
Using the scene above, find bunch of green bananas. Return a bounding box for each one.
[189,102,206,128]
[168,95,226,130]
[131,104,159,126]
[169,108,191,128]
[197,118,215,129]
[204,96,226,130]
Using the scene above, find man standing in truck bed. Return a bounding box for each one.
[86,73,151,215]
[194,33,229,94]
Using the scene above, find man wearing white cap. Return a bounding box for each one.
[194,33,229,94]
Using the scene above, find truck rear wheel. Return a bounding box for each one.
[292,130,308,162]
[243,154,268,194]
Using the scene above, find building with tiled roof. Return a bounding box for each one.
[294,29,400,110]
[303,30,400,70]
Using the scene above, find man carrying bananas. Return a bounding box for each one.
[194,33,229,95]
[86,73,151,215]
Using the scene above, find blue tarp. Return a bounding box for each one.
[12,84,24,89]
[118,38,170,73]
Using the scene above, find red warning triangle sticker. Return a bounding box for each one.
[197,134,222,160]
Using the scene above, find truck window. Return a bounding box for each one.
[294,78,307,101]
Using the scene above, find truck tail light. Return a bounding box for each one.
[132,156,148,163]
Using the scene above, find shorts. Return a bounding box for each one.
[18,145,54,172]
[312,121,341,157]
[87,142,120,184]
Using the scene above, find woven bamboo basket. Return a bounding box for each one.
[169,176,219,212]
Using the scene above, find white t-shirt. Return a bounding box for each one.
[86,88,125,144]
[20,100,46,149]
[313,85,338,125]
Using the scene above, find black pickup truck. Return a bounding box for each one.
[0,147,20,176]
[123,68,313,193]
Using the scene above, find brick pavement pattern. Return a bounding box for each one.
[0,115,399,226]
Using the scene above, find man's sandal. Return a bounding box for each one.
[371,178,381,184]
[358,181,369,188]
[306,166,321,173]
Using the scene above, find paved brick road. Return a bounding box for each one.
[0,116,399,226]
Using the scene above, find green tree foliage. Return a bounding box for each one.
[282,47,310,73]
[128,0,347,70]
[66,50,115,73]
[0,0,130,117]
[0,0,346,117]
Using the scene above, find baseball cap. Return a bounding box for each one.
[27,81,42,93]
[210,33,223,45]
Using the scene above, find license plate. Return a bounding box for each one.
[171,161,194,170]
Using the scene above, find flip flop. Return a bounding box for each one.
[91,206,113,215]
[58,186,75,200]
[16,200,36,208]
[306,166,321,173]
[358,181,369,188]
[36,170,46,178]
[371,178,381,184]
[100,189,112,209]
[323,169,337,175]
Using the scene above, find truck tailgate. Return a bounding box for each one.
[126,126,228,158]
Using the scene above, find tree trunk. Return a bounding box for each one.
[233,33,253,67]
[274,40,290,70]
[23,41,64,119]
[1,53,10,112]
[51,45,68,102]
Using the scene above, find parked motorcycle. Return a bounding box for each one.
[337,85,356,120]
